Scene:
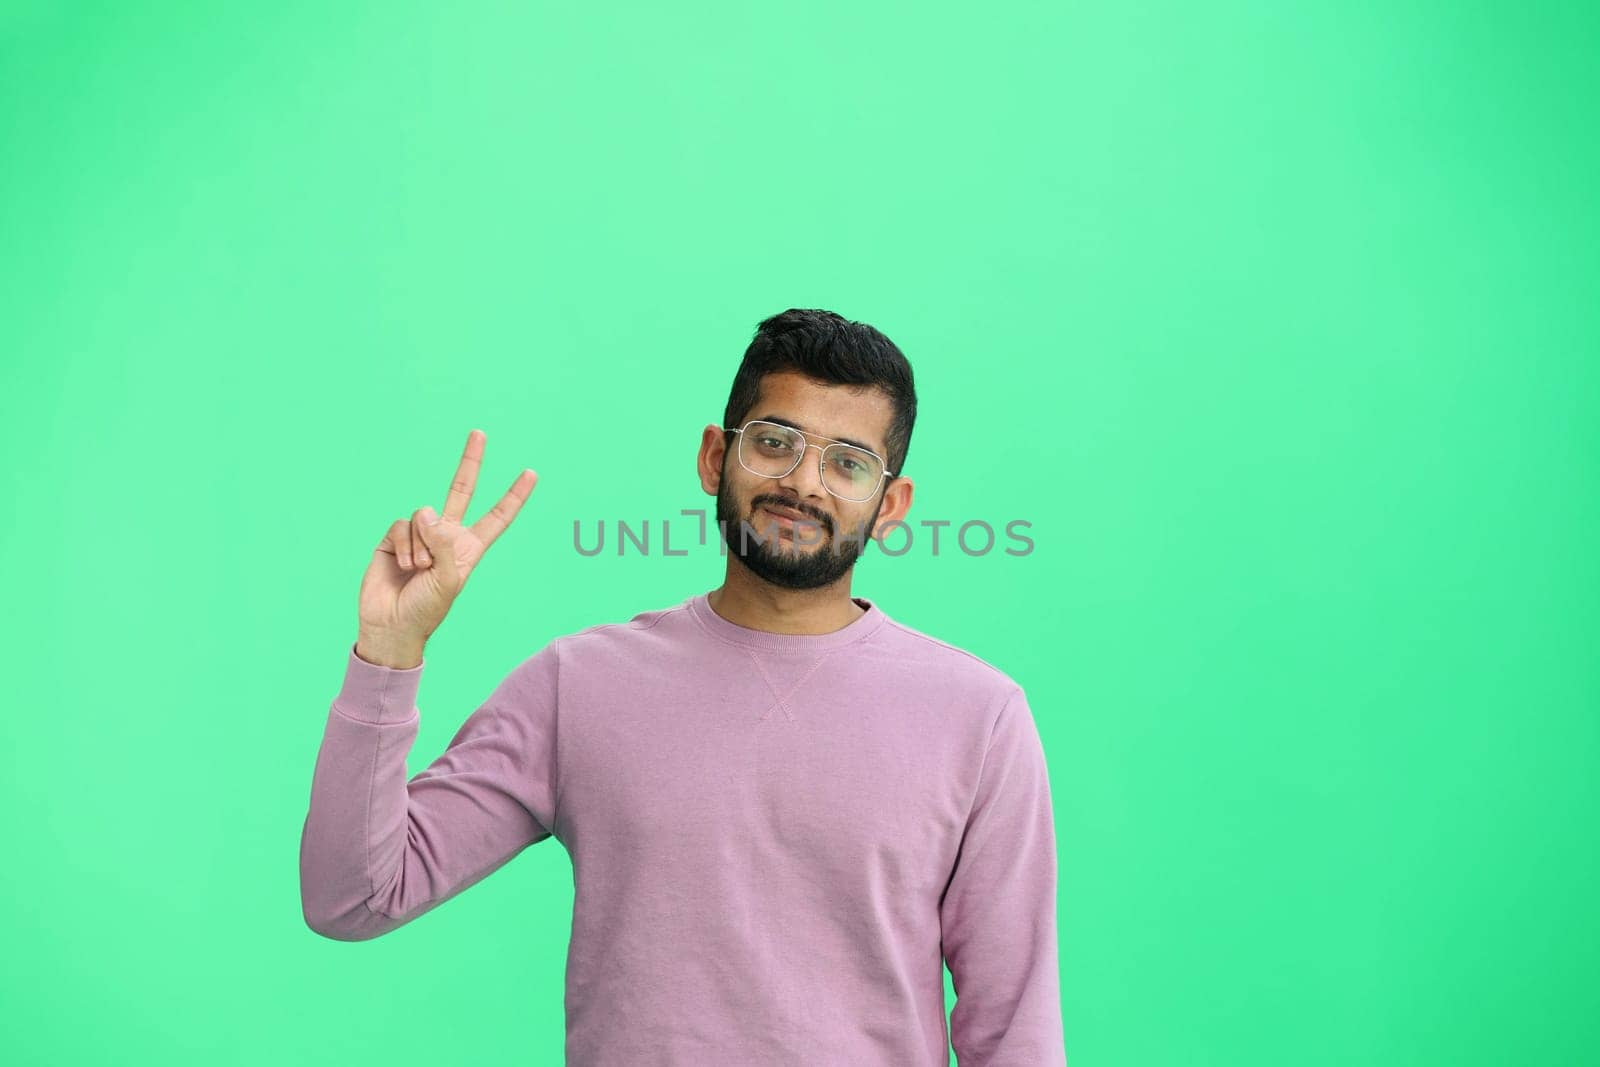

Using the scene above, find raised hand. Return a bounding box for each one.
[355,429,538,668]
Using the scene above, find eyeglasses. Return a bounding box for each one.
[723,419,896,502]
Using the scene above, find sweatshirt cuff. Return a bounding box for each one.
[333,642,423,725]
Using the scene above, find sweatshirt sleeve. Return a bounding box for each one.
[299,638,562,941]
[939,686,1068,1065]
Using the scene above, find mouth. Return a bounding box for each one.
[762,504,823,531]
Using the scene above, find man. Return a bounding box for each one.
[300,308,1068,1065]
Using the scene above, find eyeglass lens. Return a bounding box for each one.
[738,421,883,501]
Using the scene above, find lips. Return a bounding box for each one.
[761,504,829,537]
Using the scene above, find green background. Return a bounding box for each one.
[3,1,1595,1063]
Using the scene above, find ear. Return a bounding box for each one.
[870,475,914,538]
[698,424,727,496]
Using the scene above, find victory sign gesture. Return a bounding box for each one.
[355,429,538,668]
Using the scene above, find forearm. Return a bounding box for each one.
[300,641,560,942]
[299,644,427,941]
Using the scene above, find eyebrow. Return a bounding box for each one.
[754,414,884,458]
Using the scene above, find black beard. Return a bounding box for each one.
[715,478,883,590]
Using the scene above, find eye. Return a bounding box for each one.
[830,451,875,475]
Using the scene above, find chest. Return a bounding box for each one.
[551,669,979,902]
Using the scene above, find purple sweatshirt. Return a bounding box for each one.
[300,591,1066,1066]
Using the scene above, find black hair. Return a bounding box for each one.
[722,308,917,478]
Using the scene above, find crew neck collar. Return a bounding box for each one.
[688,589,887,652]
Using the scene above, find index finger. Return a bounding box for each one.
[442,428,486,523]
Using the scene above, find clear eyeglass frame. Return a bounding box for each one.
[723,419,897,502]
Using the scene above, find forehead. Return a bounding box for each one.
[746,371,893,455]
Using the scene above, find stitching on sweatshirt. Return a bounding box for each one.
[630,607,675,632]
[364,670,392,907]
[330,701,418,728]
[741,650,789,722]
[744,647,838,723]
[937,686,1021,914]
[692,597,886,651]
[776,650,837,722]
[565,603,683,646]
[549,636,565,836]
[965,686,1023,826]
[880,617,1017,686]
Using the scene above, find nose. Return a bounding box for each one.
[775,444,828,505]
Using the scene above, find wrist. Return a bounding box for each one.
[354,631,425,670]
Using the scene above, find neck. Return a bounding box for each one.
[708,566,865,636]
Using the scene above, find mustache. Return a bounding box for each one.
[751,495,832,531]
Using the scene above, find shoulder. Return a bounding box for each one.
[549,598,695,663]
[872,611,1024,709]
[489,599,693,690]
